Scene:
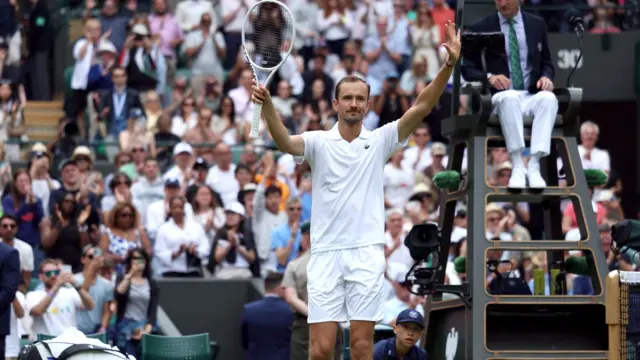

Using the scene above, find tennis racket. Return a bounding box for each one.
[242,0,296,139]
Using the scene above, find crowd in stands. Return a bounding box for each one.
[0,0,634,358]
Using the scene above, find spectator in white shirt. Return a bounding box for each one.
[205,143,240,206]
[29,153,60,218]
[578,120,610,173]
[210,202,257,279]
[174,0,215,32]
[383,209,413,270]
[163,142,194,187]
[0,214,34,292]
[316,0,354,57]
[145,178,195,242]
[220,0,254,69]
[401,124,434,172]
[26,259,95,336]
[131,157,165,220]
[228,69,255,124]
[183,14,226,98]
[384,149,414,209]
[154,196,210,277]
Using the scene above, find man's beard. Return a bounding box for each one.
[343,113,364,125]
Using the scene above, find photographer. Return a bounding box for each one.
[373,76,410,129]
[120,23,166,93]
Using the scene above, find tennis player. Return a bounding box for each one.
[251,21,461,360]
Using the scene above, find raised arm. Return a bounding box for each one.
[397,21,461,142]
[251,80,305,156]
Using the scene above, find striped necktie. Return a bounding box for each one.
[507,18,524,90]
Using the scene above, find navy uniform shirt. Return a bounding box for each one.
[373,336,428,360]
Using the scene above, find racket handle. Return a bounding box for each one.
[249,103,263,139]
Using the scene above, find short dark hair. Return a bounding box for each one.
[265,185,282,197]
[0,214,19,226]
[334,75,370,100]
[264,272,283,291]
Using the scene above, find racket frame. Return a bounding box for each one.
[241,0,297,139]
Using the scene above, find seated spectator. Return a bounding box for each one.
[141,90,163,132]
[170,96,198,138]
[210,202,258,279]
[28,151,59,217]
[41,192,92,273]
[74,245,114,335]
[211,96,243,146]
[240,272,294,360]
[183,107,219,163]
[195,76,223,113]
[185,158,216,203]
[2,170,45,252]
[0,214,34,292]
[163,142,194,187]
[101,172,144,219]
[154,196,210,277]
[104,152,133,197]
[114,248,158,357]
[100,201,152,276]
[384,209,412,270]
[271,197,303,273]
[145,178,194,241]
[0,81,24,161]
[383,150,414,210]
[26,258,95,336]
[119,108,156,155]
[71,146,103,197]
[131,157,165,220]
[205,143,240,206]
[191,184,225,245]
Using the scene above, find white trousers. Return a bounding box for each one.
[491,90,559,157]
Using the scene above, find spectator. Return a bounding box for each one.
[384,209,412,270]
[183,107,219,163]
[381,269,425,326]
[196,76,223,113]
[28,152,59,218]
[2,170,45,258]
[104,151,133,197]
[101,172,142,218]
[430,0,455,43]
[402,124,433,173]
[41,192,92,273]
[182,13,226,97]
[384,150,414,209]
[71,146,103,196]
[271,197,303,273]
[162,142,194,187]
[240,272,293,360]
[120,23,166,93]
[578,121,610,173]
[92,0,131,52]
[316,0,354,57]
[0,214,34,292]
[74,245,114,335]
[0,40,26,107]
[154,114,182,169]
[170,96,197,138]
[174,0,215,33]
[0,239,20,359]
[0,0,21,66]
[253,152,290,211]
[253,172,286,273]
[5,288,25,360]
[26,258,95,336]
[141,91,163,132]
[99,67,144,146]
[212,96,244,146]
[119,109,156,155]
[100,201,152,276]
[191,184,225,245]
[228,69,256,125]
[410,8,441,80]
[131,157,165,219]
[209,202,258,279]
[219,0,249,70]
[0,143,11,198]
[145,178,194,241]
[185,158,214,202]
[0,81,24,161]
[154,196,210,277]
[114,248,158,357]
[148,0,183,85]
[205,143,240,206]
[364,16,400,97]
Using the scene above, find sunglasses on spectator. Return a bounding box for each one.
[1,223,16,229]
[487,216,501,223]
[288,206,302,212]
[44,269,60,277]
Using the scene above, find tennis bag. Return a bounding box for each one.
[18,341,136,360]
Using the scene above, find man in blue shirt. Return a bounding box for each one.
[373,308,428,360]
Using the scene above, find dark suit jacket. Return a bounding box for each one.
[99,88,143,131]
[0,242,20,335]
[461,11,555,94]
[240,295,294,360]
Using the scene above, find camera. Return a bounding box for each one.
[134,34,144,41]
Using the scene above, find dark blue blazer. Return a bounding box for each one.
[240,295,294,360]
[0,241,20,335]
[461,11,555,94]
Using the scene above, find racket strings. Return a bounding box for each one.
[244,2,295,70]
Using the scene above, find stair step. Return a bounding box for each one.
[24,101,64,110]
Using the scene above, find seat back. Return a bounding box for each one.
[141,333,211,360]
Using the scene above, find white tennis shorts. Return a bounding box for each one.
[307,244,386,324]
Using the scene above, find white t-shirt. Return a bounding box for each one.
[26,287,82,336]
[205,164,240,206]
[297,121,407,253]
[1,238,34,272]
[383,163,415,209]
[6,292,26,357]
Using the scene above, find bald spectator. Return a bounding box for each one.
[206,143,240,206]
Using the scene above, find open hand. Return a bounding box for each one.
[536,76,554,91]
[442,20,461,65]
[489,75,511,90]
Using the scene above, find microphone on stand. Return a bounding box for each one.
[565,8,585,87]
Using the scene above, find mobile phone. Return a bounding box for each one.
[61,264,72,273]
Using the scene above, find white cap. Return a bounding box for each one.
[97,40,117,55]
[225,202,246,217]
[132,23,150,36]
[173,142,193,156]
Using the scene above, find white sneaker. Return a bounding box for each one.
[527,164,547,188]
[508,167,527,189]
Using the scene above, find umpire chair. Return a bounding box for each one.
[421,1,611,358]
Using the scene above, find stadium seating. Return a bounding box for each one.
[141,333,219,360]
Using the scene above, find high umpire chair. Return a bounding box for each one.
[421,0,611,358]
